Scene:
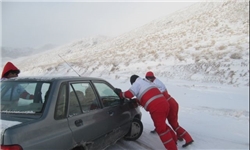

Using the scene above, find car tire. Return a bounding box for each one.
[124,118,143,141]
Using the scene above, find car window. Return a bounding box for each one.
[69,82,100,116]
[1,81,50,114]
[54,83,67,120]
[69,86,82,116]
[84,85,100,110]
[93,82,120,107]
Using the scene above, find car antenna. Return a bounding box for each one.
[58,54,81,77]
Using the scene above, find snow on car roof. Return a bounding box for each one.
[1,76,105,81]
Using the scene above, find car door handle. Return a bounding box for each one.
[75,119,83,127]
[108,110,114,116]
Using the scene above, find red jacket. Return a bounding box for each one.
[120,77,166,111]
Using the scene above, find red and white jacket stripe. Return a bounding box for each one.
[150,78,172,100]
[121,77,164,111]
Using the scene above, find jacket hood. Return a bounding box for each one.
[1,62,20,78]
[145,71,155,78]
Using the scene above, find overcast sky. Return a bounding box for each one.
[1,1,198,49]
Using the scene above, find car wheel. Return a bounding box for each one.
[124,118,143,141]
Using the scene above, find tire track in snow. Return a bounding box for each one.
[133,140,154,150]
[106,140,154,150]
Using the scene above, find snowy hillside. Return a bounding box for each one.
[2,1,249,86]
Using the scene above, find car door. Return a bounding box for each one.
[67,81,114,149]
[92,81,132,146]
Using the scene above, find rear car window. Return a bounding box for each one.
[1,81,51,114]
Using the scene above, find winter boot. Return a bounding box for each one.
[180,131,194,147]
[175,126,194,146]
[182,139,194,147]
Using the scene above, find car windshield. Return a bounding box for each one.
[1,80,51,114]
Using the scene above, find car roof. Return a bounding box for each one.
[2,76,106,82]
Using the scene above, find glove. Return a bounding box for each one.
[114,88,122,96]
[130,98,138,103]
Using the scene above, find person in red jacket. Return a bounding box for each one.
[114,75,178,150]
[1,62,34,100]
[145,71,194,147]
